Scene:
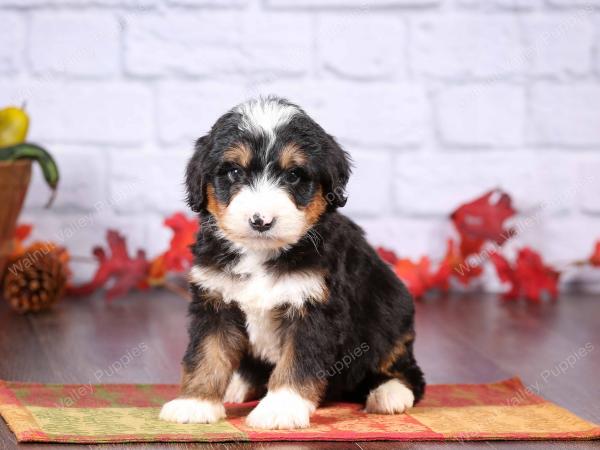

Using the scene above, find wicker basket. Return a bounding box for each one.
[0,160,32,280]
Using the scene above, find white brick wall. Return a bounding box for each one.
[242,12,312,76]
[529,83,600,147]
[523,14,593,77]
[410,15,525,80]
[315,82,428,147]
[317,14,407,79]
[436,84,526,147]
[124,12,244,77]
[0,81,153,145]
[0,12,24,75]
[1,0,599,288]
[30,12,120,78]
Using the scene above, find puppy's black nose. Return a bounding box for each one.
[249,213,274,232]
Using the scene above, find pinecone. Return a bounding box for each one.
[3,249,67,314]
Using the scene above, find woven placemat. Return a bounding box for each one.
[1,377,598,443]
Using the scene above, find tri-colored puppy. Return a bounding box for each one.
[159,96,425,429]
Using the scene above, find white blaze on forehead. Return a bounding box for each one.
[235,97,298,146]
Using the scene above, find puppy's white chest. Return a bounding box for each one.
[189,253,326,310]
[242,306,282,364]
[189,252,327,364]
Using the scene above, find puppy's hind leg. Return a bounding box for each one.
[366,333,425,414]
[366,378,415,414]
[224,354,271,403]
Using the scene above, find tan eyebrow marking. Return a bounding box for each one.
[223,143,252,168]
[279,143,307,169]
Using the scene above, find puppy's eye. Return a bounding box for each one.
[227,167,243,183]
[285,168,303,185]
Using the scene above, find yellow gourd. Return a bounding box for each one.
[0,105,29,148]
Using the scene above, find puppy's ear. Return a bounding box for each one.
[185,135,210,213]
[323,134,352,209]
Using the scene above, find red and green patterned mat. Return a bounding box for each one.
[1,378,598,443]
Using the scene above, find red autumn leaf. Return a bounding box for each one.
[14,224,32,241]
[489,253,520,300]
[516,248,560,302]
[429,243,454,293]
[431,239,483,290]
[377,246,398,266]
[162,212,199,272]
[394,257,432,299]
[589,241,600,267]
[429,263,451,293]
[9,223,33,258]
[451,189,516,257]
[389,241,484,299]
[68,230,150,300]
[147,254,167,287]
[491,247,560,302]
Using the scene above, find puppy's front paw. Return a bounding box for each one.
[246,388,315,429]
[366,379,414,414]
[159,398,225,424]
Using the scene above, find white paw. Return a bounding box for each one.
[246,388,315,429]
[366,379,414,414]
[159,398,225,424]
[224,372,252,403]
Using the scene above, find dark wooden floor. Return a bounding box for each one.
[0,290,599,449]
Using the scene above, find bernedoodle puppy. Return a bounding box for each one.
[159,96,425,429]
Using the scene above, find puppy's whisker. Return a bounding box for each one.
[305,229,321,255]
[311,229,324,245]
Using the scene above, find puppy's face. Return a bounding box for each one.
[186,97,351,251]
[208,141,324,250]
